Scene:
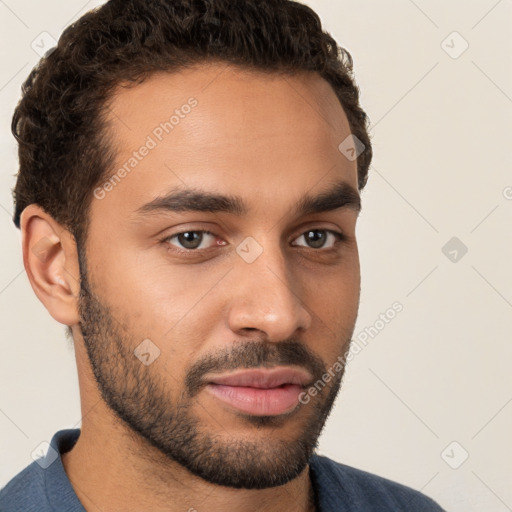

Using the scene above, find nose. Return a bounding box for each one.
[226,241,312,341]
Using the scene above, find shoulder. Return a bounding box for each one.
[0,461,50,512]
[0,428,82,512]
[309,454,445,512]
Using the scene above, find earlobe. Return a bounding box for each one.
[20,205,81,326]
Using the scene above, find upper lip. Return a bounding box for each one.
[206,367,313,389]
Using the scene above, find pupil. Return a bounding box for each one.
[179,232,202,249]
[307,230,325,248]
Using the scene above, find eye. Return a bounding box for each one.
[292,229,344,249]
[161,228,345,255]
[164,230,224,251]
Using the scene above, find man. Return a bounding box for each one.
[0,0,445,510]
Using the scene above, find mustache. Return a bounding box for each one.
[185,339,327,397]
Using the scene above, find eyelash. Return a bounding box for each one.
[160,229,346,256]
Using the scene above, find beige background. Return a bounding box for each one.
[1,1,511,510]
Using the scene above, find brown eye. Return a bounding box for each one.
[292,230,344,249]
[176,231,204,249]
[164,230,220,251]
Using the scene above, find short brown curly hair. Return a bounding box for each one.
[11,0,372,246]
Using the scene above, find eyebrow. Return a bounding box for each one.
[135,180,361,218]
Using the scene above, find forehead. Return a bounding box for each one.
[95,62,358,219]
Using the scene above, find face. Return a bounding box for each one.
[77,63,361,489]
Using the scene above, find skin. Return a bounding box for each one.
[20,62,361,512]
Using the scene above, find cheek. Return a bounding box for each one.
[87,230,220,321]
[303,250,360,308]
[92,251,229,364]
[300,257,360,352]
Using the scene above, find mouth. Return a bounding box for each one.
[204,367,312,416]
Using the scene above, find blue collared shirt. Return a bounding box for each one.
[0,429,444,511]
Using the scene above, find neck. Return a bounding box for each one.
[61,415,316,512]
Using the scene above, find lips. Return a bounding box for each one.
[206,367,312,389]
[204,367,313,416]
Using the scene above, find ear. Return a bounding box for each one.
[20,204,81,326]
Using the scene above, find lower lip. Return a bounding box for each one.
[205,383,303,416]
